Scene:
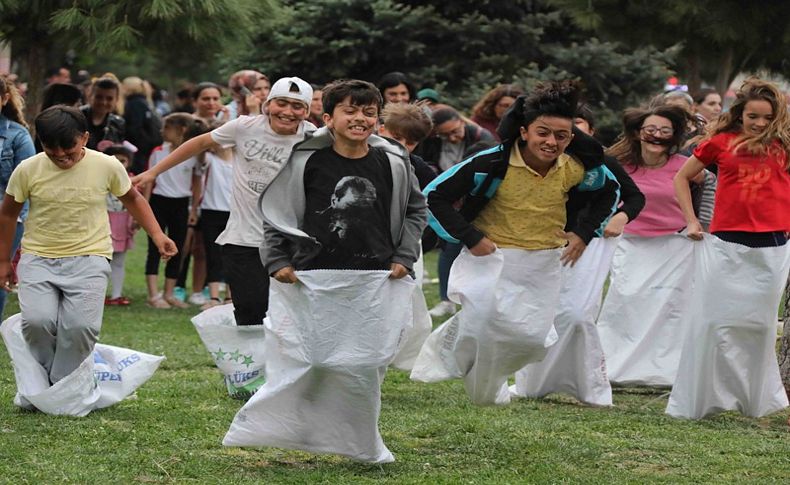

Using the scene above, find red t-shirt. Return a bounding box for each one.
[694,132,790,233]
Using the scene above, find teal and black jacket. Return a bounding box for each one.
[423,127,620,249]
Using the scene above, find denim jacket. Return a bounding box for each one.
[0,114,35,220]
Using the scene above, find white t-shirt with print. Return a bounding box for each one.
[210,115,314,247]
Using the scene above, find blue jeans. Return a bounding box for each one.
[0,222,24,319]
[437,242,463,301]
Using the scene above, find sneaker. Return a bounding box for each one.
[164,294,190,309]
[173,286,187,302]
[428,300,457,317]
[188,292,208,305]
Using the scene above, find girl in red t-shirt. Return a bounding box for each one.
[675,78,790,243]
[668,78,790,420]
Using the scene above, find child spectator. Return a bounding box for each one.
[190,120,234,309]
[378,102,436,189]
[143,113,207,309]
[0,106,175,384]
[102,142,139,305]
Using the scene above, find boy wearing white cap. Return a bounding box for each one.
[133,77,316,326]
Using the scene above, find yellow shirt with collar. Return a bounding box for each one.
[6,148,132,259]
[473,144,584,250]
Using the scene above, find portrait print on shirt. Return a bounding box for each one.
[303,146,394,270]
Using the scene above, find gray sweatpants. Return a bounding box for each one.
[18,253,110,384]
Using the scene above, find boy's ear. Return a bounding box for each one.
[322,111,333,128]
[80,131,90,145]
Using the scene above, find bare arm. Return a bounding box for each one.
[118,188,177,259]
[673,155,707,240]
[0,195,24,289]
[131,133,219,188]
[189,172,203,226]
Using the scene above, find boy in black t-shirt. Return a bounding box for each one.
[243,80,426,463]
[262,79,426,280]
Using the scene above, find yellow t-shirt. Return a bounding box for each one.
[7,148,132,258]
[473,144,585,250]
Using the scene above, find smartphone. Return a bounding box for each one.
[239,86,253,97]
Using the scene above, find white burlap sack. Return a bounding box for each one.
[191,303,266,399]
[666,237,790,419]
[411,248,562,406]
[223,270,415,464]
[1,313,164,416]
[597,234,694,387]
[512,237,617,406]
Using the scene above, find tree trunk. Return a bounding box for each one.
[685,48,701,94]
[714,45,735,95]
[779,276,790,395]
[23,42,48,125]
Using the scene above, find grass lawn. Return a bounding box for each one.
[1,237,788,483]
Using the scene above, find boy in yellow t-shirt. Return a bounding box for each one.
[0,106,176,385]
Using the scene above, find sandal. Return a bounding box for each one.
[164,294,190,309]
[146,296,171,309]
[200,297,222,311]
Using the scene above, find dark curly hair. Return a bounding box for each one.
[496,80,580,141]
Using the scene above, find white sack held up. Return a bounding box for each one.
[389,288,431,371]
[666,237,790,419]
[512,237,617,406]
[0,313,165,416]
[597,234,694,387]
[411,248,562,406]
[191,303,266,399]
[223,270,415,464]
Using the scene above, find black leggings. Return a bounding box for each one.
[145,194,189,278]
[712,231,788,248]
[201,209,230,283]
[221,244,269,326]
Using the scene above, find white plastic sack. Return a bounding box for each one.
[223,271,415,463]
[666,237,790,419]
[390,290,431,371]
[512,237,617,406]
[411,248,562,406]
[1,313,164,416]
[597,234,694,387]
[191,303,266,399]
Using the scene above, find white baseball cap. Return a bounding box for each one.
[266,77,313,109]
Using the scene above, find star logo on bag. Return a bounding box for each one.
[214,348,227,361]
[242,355,254,367]
[229,350,242,362]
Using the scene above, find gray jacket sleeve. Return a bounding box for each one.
[391,169,428,270]
[261,221,294,275]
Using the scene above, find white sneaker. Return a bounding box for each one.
[188,292,208,305]
[428,300,457,317]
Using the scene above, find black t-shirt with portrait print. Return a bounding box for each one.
[301,146,394,270]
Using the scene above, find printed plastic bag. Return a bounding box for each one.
[191,303,266,399]
[1,313,164,416]
[512,237,617,406]
[597,234,694,386]
[666,237,790,419]
[411,248,562,406]
[223,270,415,463]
